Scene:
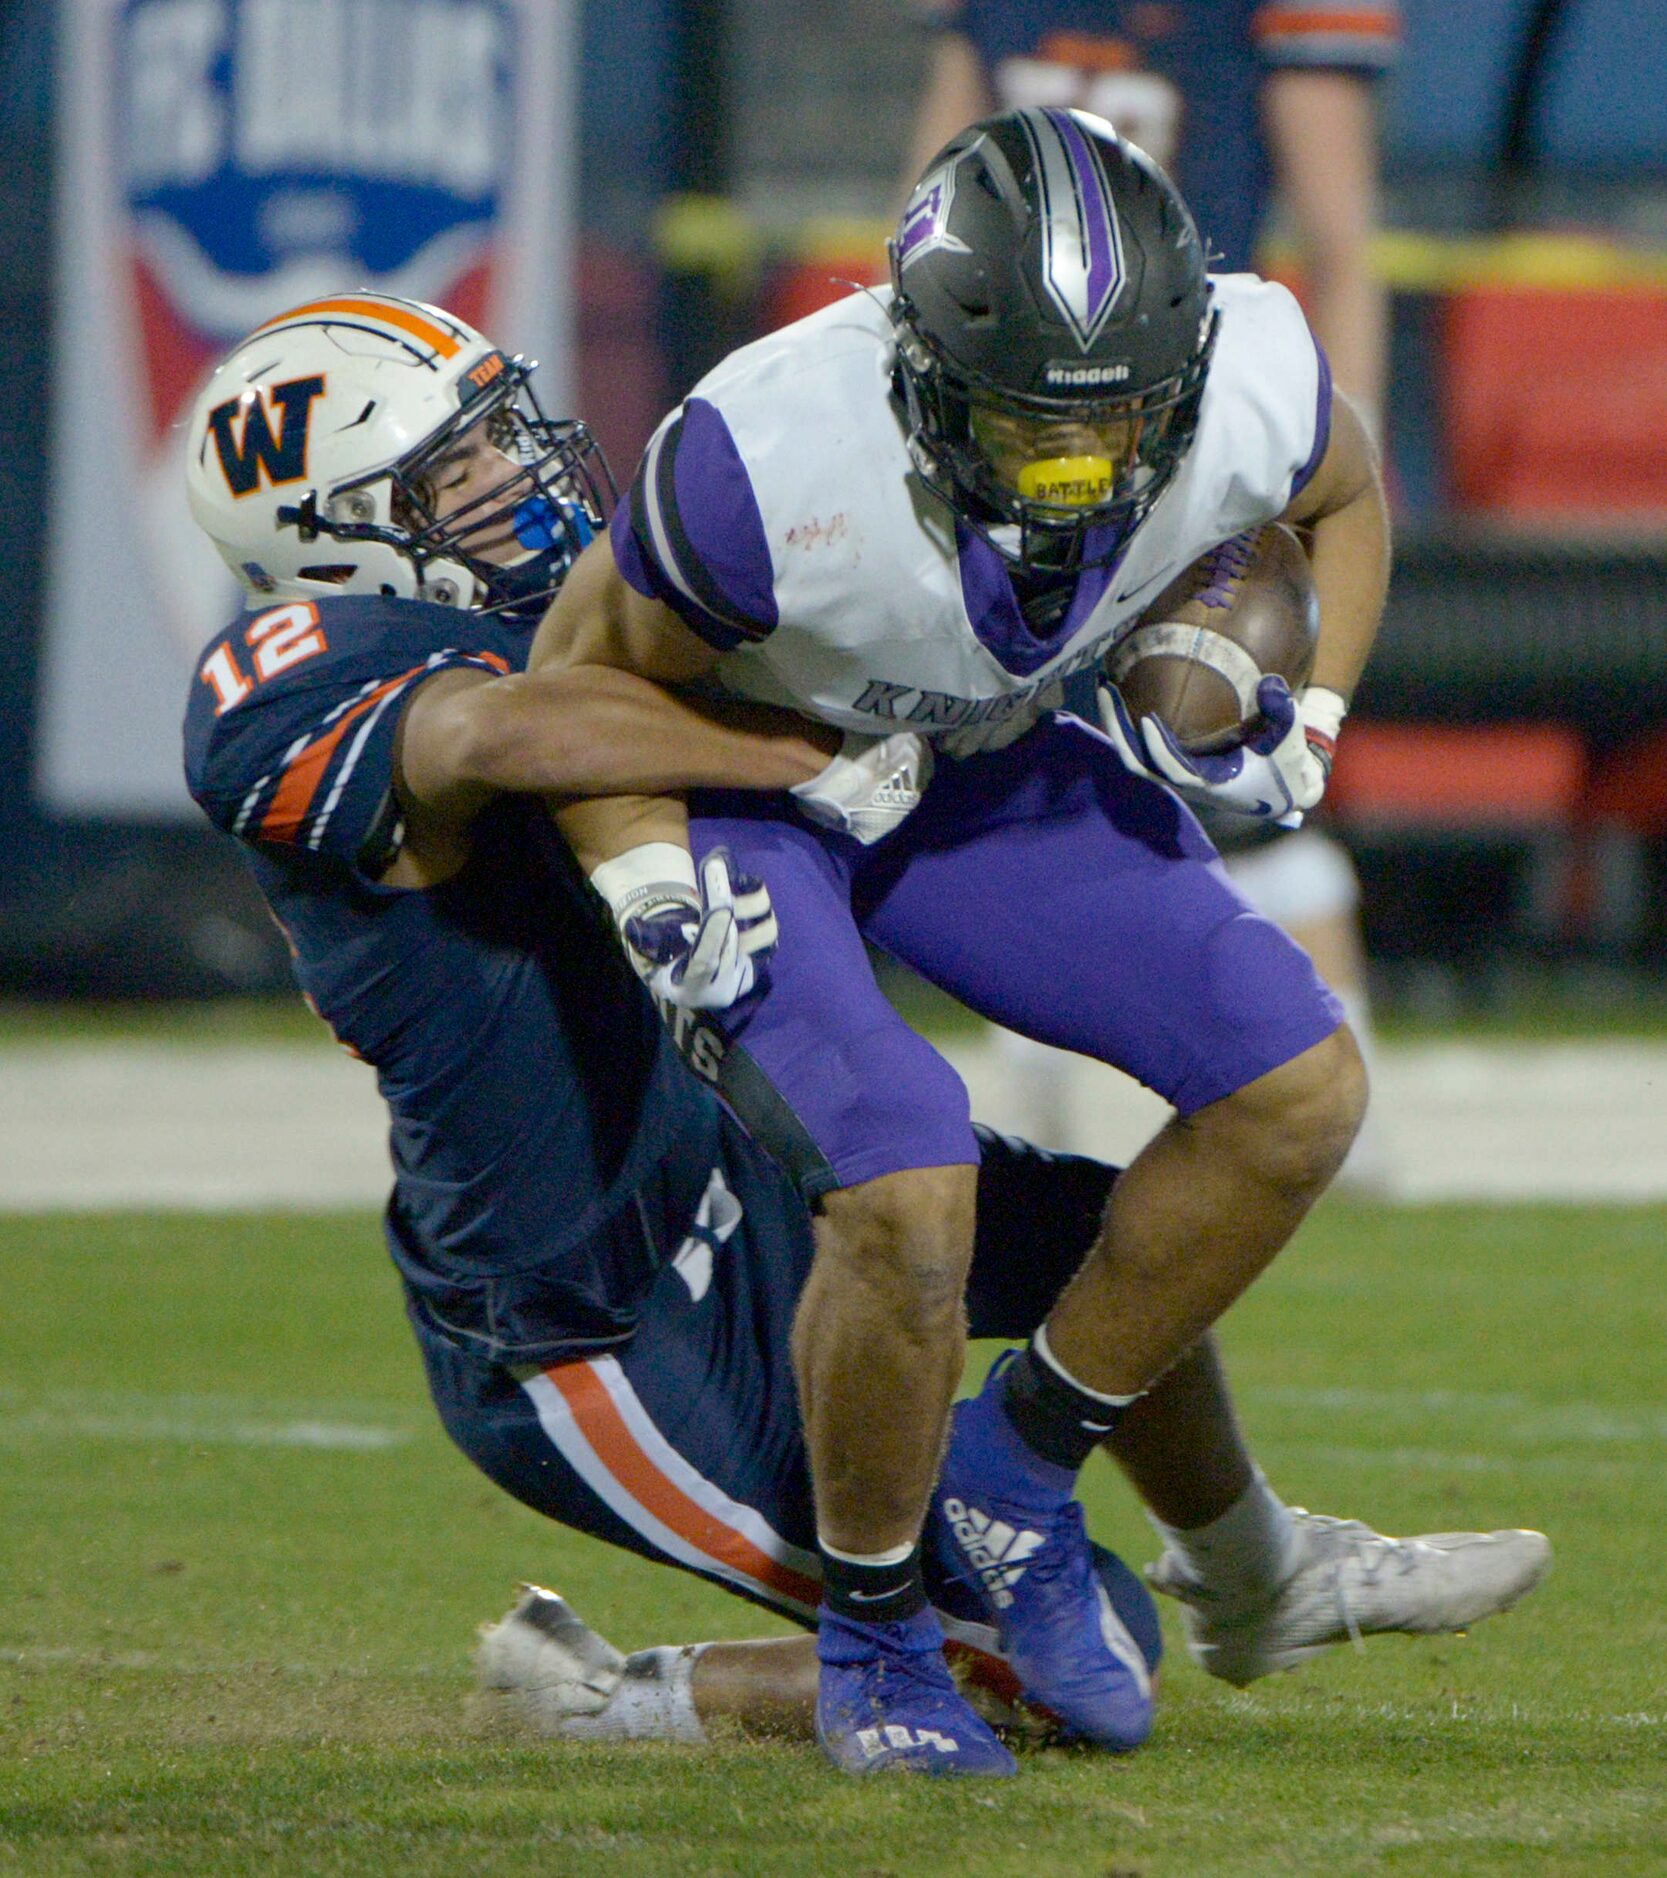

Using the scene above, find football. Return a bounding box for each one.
[1105,523,1319,753]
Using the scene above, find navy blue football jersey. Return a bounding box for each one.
[921,0,1400,272]
[184,593,723,1358]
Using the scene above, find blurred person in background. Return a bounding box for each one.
[904,0,1399,1185]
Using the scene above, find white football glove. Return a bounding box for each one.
[1098,677,1346,830]
[589,843,777,1011]
[788,730,934,844]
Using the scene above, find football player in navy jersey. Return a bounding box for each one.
[531,114,1547,1765]
[904,0,1400,409]
[181,292,1162,1776]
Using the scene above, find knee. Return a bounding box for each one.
[815,1163,978,1324]
[1207,1024,1368,1197]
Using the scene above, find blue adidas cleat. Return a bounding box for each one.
[933,1540,1163,1742]
[815,1606,1018,1776]
[930,1380,1156,1752]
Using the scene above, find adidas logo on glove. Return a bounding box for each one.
[943,1497,1045,1610]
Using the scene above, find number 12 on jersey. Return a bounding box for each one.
[200,602,329,715]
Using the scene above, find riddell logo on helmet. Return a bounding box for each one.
[1044,363,1132,387]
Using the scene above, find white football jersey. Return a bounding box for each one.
[614,276,1328,751]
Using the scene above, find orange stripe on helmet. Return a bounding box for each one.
[251,295,465,359]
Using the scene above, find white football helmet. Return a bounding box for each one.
[184,291,611,613]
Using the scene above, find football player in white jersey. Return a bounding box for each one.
[529,110,1524,1773]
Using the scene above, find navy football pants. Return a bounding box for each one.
[411,1122,1116,1625]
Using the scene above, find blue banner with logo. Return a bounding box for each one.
[38,0,575,813]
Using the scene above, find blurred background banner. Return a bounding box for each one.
[2,0,1665,999]
[35,0,576,817]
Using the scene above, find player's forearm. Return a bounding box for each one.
[472,666,839,798]
[1282,390,1390,701]
[1263,67,1387,430]
[1304,475,1390,701]
[552,792,690,878]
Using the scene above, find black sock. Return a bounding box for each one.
[1001,1340,1130,1471]
[819,1543,927,1624]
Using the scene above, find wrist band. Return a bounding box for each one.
[1298,686,1346,777]
[588,843,698,924]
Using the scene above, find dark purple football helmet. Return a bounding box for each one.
[889,107,1217,572]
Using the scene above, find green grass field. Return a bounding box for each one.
[4,1199,1665,1877]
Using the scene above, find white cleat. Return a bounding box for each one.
[474,1584,627,1729]
[1148,1513,1552,1688]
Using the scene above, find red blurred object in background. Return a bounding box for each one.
[763,241,886,332]
[1327,720,1588,828]
[1442,287,1667,520]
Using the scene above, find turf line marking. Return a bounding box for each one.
[0,1408,409,1451]
[1261,1439,1648,1477]
[1246,1384,1667,1444]
[8,1037,1667,1206]
[0,1646,454,1678]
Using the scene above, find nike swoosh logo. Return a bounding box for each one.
[846,1588,901,1603]
[1115,570,1169,605]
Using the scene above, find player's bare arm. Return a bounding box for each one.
[520,534,779,1005]
[524,536,932,999]
[518,533,731,870]
[1279,388,1391,703]
[387,656,839,886]
[532,530,722,687]
[898,29,993,211]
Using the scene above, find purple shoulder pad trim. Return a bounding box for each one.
[613,400,778,652]
[1290,336,1332,504]
[956,522,1122,678]
[612,474,750,651]
[667,398,779,642]
[610,493,658,598]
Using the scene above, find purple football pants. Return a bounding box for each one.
[690,712,1342,1197]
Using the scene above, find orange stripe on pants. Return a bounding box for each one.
[545,1361,823,1610]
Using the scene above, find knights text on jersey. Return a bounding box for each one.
[613,276,1328,746]
[919,0,1401,271]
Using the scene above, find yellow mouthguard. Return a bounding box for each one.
[1015,455,1114,508]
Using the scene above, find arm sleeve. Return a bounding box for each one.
[1252,2,1401,75]
[609,396,780,652]
[184,607,512,881]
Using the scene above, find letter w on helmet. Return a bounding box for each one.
[206,375,326,498]
[185,292,612,616]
